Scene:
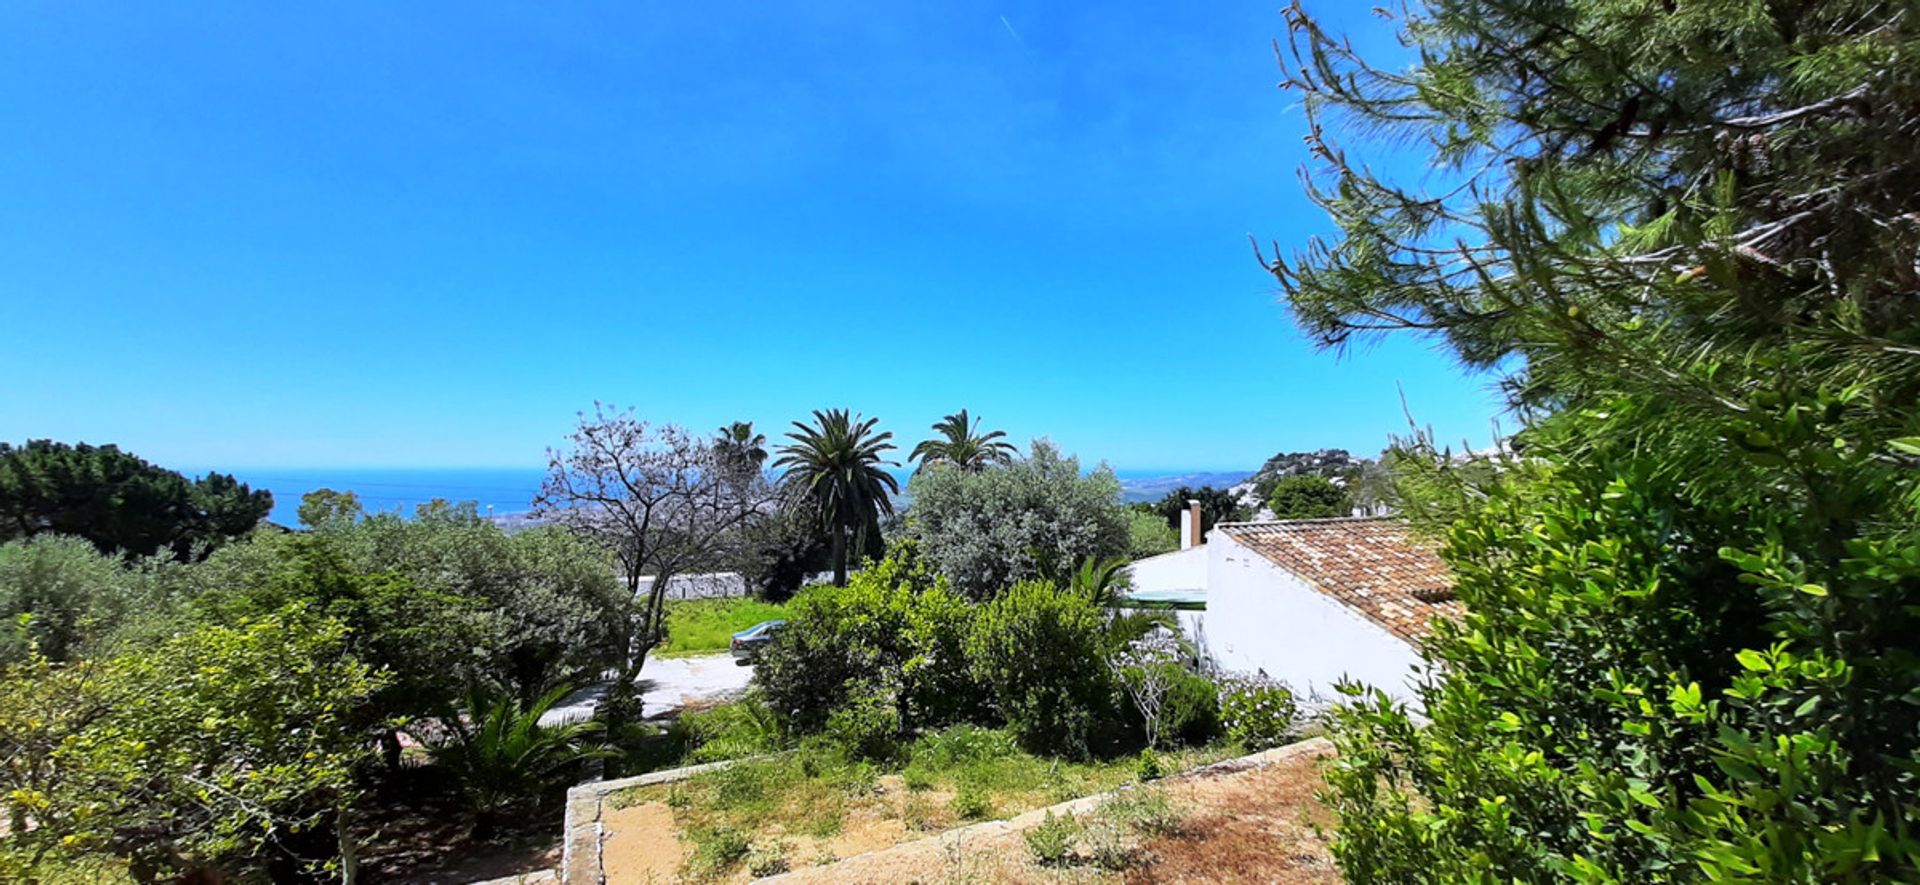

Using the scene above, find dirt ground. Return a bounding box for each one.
[598,743,1340,884]
[599,775,970,883]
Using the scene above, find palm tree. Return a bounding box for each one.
[715,420,769,488]
[716,421,769,468]
[773,409,899,585]
[910,409,1017,472]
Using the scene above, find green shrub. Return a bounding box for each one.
[901,766,935,792]
[824,679,903,761]
[682,694,784,762]
[1134,748,1163,782]
[1125,510,1178,559]
[684,826,751,878]
[1264,474,1350,519]
[949,782,992,820]
[1217,673,1296,750]
[1100,787,1182,837]
[969,581,1112,757]
[753,545,988,738]
[1161,669,1221,745]
[1024,811,1076,867]
[904,441,1130,600]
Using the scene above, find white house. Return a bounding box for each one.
[1126,513,1457,703]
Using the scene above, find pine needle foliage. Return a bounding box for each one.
[1271,1,1920,880]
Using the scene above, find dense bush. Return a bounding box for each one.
[0,606,382,881]
[1276,0,1920,878]
[1160,668,1221,745]
[969,580,1113,757]
[1216,672,1296,751]
[904,440,1128,599]
[753,544,990,743]
[0,535,163,664]
[1124,509,1178,558]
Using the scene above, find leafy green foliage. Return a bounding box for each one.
[682,692,786,763]
[969,580,1113,758]
[211,504,627,706]
[192,534,484,736]
[0,535,154,664]
[909,408,1017,472]
[1263,474,1351,520]
[0,440,271,560]
[1274,0,1920,879]
[1025,810,1076,866]
[295,487,363,529]
[421,684,612,837]
[906,440,1129,599]
[1125,508,1178,558]
[773,409,900,586]
[684,825,752,879]
[0,608,381,881]
[753,544,990,741]
[1150,485,1246,536]
[1216,673,1296,751]
[1161,668,1221,746]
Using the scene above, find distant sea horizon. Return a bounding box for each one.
[210,465,1255,527]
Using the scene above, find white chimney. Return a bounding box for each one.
[1180,499,1203,549]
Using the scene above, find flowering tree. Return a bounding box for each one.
[1108,632,1185,749]
[534,404,779,721]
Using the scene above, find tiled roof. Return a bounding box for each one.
[1215,517,1459,642]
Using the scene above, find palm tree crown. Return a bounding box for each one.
[772,409,899,585]
[910,409,1016,472]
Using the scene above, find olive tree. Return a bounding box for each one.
[905,439,1127,599]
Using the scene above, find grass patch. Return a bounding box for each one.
[656,597,790,657]
[623,717,1235,861]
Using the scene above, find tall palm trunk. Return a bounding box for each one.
[830,525,848,586]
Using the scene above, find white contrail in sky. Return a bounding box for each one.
[999,15,1029,49]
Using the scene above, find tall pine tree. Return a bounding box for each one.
[1271,1,1920,879]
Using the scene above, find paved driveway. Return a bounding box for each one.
[541,653,754,725]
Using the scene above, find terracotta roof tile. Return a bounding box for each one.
[1215,517,1459,642]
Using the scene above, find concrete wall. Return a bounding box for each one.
[1203,533,1422,703]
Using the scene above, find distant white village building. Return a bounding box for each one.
[1125,503,1457,703]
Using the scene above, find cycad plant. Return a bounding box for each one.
[1037,552,1173,655]
[773,410,899,586]
[909,409,1016,472]
[424,684,614,839]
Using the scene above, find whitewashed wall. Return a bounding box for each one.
[1202,533,1423,703]
[1124,545,1208,594]
[631,571,834,601]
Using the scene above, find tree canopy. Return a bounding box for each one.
[0,440,271,560]
[909,409,1016,472]
[773,409,900,586]
[905,440,1128,599]
[1264,474,1351,520]
[1149,485,1246,537]
[1272,0,1920,879]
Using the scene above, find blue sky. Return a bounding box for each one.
[0,2,1506,472]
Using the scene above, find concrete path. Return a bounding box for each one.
[540,653,754,726]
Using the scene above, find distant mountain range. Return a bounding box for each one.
[1116,471,1254,504]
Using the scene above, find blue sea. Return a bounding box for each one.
[229,466,1251,527]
